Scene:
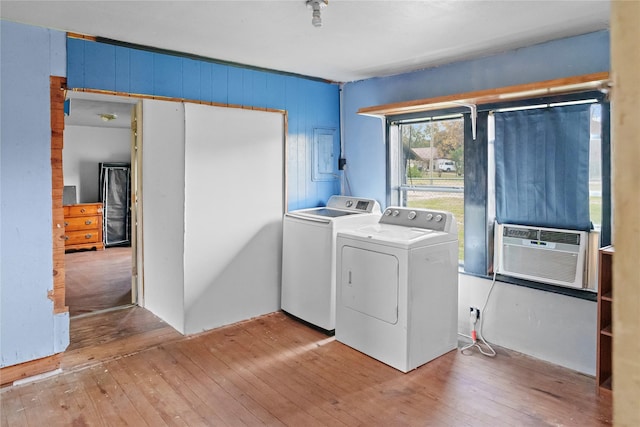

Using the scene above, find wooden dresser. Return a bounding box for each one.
[63,203,104,251]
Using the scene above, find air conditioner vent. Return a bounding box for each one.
[496,223,588,289]
[539,230,581,245]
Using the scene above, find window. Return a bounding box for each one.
[389,115,465,260]
[375,73,611,297]
[589,104,603,230]
[492,101,602,232]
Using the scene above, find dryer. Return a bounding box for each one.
[282,196,381,331]
[336,207,458,372]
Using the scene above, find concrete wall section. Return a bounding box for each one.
[459,274,597,374]
[0,21,68,367]
[63,126,131,203]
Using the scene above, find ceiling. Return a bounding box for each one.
[2,1,610,128]
[2,1,610,83]
[65,93,137,129]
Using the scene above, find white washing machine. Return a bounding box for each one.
[336,207,458,372]
[281,196,381,331]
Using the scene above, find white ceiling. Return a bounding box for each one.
[3,0,610,128]
[65,92,138,129]
[2,0,610,83]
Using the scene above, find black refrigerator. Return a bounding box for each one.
[99,162,131,247]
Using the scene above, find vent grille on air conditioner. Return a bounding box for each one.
[495,223,588,289]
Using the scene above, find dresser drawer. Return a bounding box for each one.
[66,203,103,217]
[64,215,101,231]
[65,229,101,246]
[63,202,105,251]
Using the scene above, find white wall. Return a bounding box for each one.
[141,100,284,335]
[183,104,284,334]
[458,274,597,374]
[63,125,131,203]
[141,99,186,333]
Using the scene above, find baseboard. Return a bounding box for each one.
[0,353,62,387]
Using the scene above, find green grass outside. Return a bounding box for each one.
[407,196,465,260]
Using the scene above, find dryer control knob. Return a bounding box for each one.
[392,210,400,217]
[435,214,443,222]
[384,209,392,216]
[408,211,417,220]
[426,213,433,221]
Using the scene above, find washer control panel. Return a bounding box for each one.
[326,195,381,213]
[380,207,454,232]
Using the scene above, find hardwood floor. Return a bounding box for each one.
[1,310,612,426]
[65,246,133,317]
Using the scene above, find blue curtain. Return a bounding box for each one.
[494,104,591,231]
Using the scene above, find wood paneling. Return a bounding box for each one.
[66,36,341,211]
[50,76,67,314]
[1,311,613,425]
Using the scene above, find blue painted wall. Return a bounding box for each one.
[66,38,341,211]
[342,30,610,206]
[1,21,69,368]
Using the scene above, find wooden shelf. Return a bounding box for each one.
[596,245,614,395]
[357,72,610,117]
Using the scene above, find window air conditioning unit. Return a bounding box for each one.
[495,223,588,289]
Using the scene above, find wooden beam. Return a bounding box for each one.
[50,76,68,314]
[68,88,287,116]
[0,354,61,386]
[357,72,610,117]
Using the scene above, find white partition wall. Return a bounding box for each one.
[141,99,284,334]
[141,99,186,333]
[183,104,284,334]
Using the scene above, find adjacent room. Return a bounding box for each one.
[1,1,638,425]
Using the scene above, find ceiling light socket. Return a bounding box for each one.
[99,113,118,122]
[307,0,328,27]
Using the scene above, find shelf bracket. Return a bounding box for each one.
[454,102,477,140]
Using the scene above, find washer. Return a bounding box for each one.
[281,196,381,331]
[336,207,458,372]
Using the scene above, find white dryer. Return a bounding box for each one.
[336,207,458,372]
[281,196,381,331]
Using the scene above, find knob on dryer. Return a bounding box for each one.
[408,211,417,220]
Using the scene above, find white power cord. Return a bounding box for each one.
[460,271,497,357]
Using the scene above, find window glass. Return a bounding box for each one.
[398,117,464,260]
[589,104,603,229]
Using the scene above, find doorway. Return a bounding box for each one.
[61,91,138,317]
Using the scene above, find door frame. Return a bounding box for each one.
[51,79,141,317]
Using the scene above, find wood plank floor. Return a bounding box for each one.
[1,310,612,426]
[65,246,132,317]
